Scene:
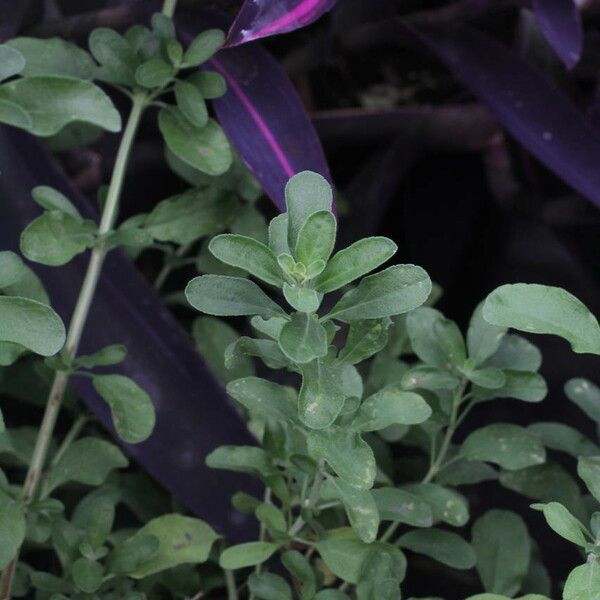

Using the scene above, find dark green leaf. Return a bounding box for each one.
[226,377,296,422]
[72,558,103,593]
[184,30,225,66]
[528,422,599,457]
[564,378,600,424]
[248,572,292,600]
[531,502,587,546]
[577,456,600,503]
[135,58,174,88]
[0,44,25,81]
[402,483,469,527]
[282,550,317,600]
[467,302,507,365]
[187,71,226,98]
[371,487,433,527]
[31,186,80,219]
[339,319,390,365]
[299,360,346,429]
[219,542,278,569]
[89,28,139,85]
[398,528,476,569]
[0,492,26,569]
[174,80,208,127]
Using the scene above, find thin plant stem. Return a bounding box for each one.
[0,92,147,600]
[162,0,178,17]
[289,463,325,537]
[224,569,238,600]
[153,241,194,291]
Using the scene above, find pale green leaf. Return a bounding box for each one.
[484,334,542,371]
[135,59,174,88]
[468,302,507,365]
[0,251,27,288]
[72,558,103,593]
[565,378,600,424]
[0,44,25,81]
[577,456,600,503]
[295,210,336,265]
[339,319,390,365]
[31,186,81,219]
[528,423,599,458]
[187,70,226,99]
[184,30,225,66]
[75,344,127,369]
[279,312,328,364]
[226,377,297,422]
[531,502,587,546]
[371,487,433,527]
[563,563,600,600]
[299,360,346,429]
[398,528,476,570]
[174,80,208,127]
[474,371,547,403]
[248,572,292,600]
[402,483,469,527]
[282,283,321,312]
[89,28,139,85]
[219,542,278,570]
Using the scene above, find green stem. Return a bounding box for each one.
[0,92,147,600]
[224,569,238,600]
[153,241,194,291]
[289,465,325,537]
[162,0,178,17]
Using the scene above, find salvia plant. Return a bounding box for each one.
[1,2,600,600]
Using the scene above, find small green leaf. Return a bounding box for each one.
[472,510,531,596]
[72,487,118,549]
[474,371,547,403]
[219,542,278,570]
[7,37,96,79]
[299,360,346,429]
[188,71,226,98]
[564,378,600,424]
[0,44,25,81]
[483,283,600,355]
[577,456,600,503]
[401,366,460,391]
[45,437,128,494]
[0,492,26,569]
[402,483,469,527]
[31,186,81,219]
[0,296,65,356]
[108,533,159,575]
[339,319,390,365]
[295,210,336,265]
[315,237,397,293]
[151,13,176,39]
[225,336,289,370]
[283,283,321,312]
[352,387,431,431]
[467,301,507,365]
[92,374,156,444]
[144,188,235,244]
[122,514,219,577]
[371,487,433,527]
[307,428,376,489]
[326,265,431,323]
[20,211,96,266]
[531,502,587,546]
[186,275,286,318]
[174,80,208,127]
[135,58,174,88]
[0,98,31,129]
[268,214,290,255]
[484,333,542,371]
[0,251,27,288]
[279,312,328,364]
[89,28,139,85]
[209,234,284,286]
[159,109,232,175]
[282,550,317,600]
[563,563,600,600]
[75,344,127,369]
[466,367,506,389]
[184,29,225,66]
[436,460,498,487]
[0,77,121,136]
[460,424,546,470]
[206,445,273,478]
[226,377,297,422]
[398,528,476,570]
[72,558,103,593]
[248,572,292,600]
[255,503,287,534]
[528,422,599,458]
[322,477,380,543]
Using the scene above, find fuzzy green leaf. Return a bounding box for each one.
[226,377,297,422]
[279,312,328,364]
[72,558,103,593]
[563,563,600,600]
[474,371,547,403]
[184,30,225,66]
[248,572,292,600]
[339,319,390,365]
[295,210,336,265]
[135,59,174,88]
[174,80,208,127]
[528,423,599,458]
[299,360,346,429]
[531,502,587,547]
[398,528,476,570]
[188,70,226,98]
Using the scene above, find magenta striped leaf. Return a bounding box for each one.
[225,0,338,47]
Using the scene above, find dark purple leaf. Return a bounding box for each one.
[532,0,582,69]
[0,127,259,541]
[225,0,338,47]
[414,24,600,210]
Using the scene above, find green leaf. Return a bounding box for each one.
[460,424,546,470]
[75,344,127,369]
[352,387,431,431]
[159,109,232,175]
[564,378,600,424]
[193,317,254,384]
[563,563,600,600]
[402,483,469,527]
[0,251,27,288]
[209,234,283,287]
[255,503,287,534]
[184,29,225,66]
[295,210,336,265]
[322,477,380,543]
[226,377,297,422]
[151,13,176,39]
[72,487,118,548]
[577,456,600,503]
[31,186,81,219]
[474,371,547,403]
[315,237,397,293]
[248,572,292,600]
[307,428,376,489]
[20,210,96,266]
[92,375,155,444]
[401,366,460,391]
[7,37,96,79]
[339,319,390,365]
[219,542,278,570]
[398,528,476,570]
[283,283,321,312]
[0,296,65,356]
[0,98,31,129]
[174,80,208,127]
[188,70,226,98]
[531,502,587,546]
[89,28,139,85]
[279,312,328,364]
[144,188,235,244]
[0,492,26,569]
[108,534,159,575]
[528,423,599,458]
[472,509,531,596]
[186,275,286,318]
[467,302,507,365]
[45,437,128,494]
[316,533,406,584]
[406,307,466,369]
[135,59,174,88]
[465,366,506,389]
[299,360,346,429]
[268,214,290,256]
[484,334,542,371]
[436,460,498,486]
[483,283,600,355]
[0,44,25,81]
[282,550,317,600]
[72,558,103,593]
[0,77,121,136]
[206,445,273,478]
[225,336,289,370]
[371,487,433,527]
[285,171,333,250]
[122,514,219,577]
[326,265,431,323]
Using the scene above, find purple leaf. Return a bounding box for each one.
[414,24,600,210]
[0,127,259,540]
[532,0,582,69]
[225,0,338,47]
